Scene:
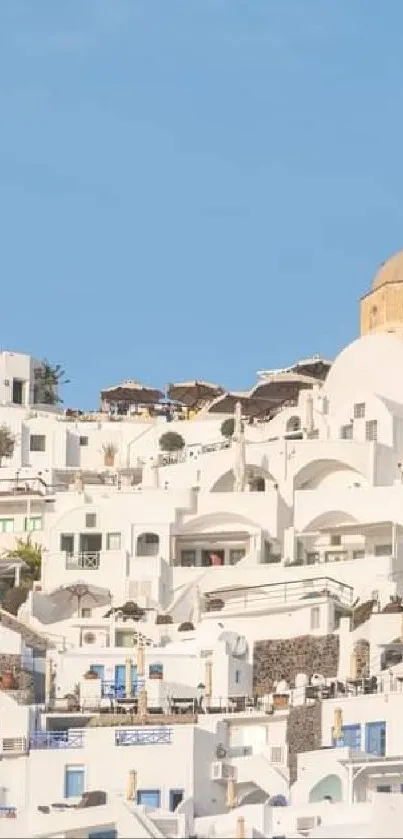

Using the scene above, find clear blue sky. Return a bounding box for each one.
[1,0,403,408]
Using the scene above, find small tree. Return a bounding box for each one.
[0,425,15,466]
[3,537,42,581]
[159,431,185,452]
[221,417,235,439]
[34,360,70,405]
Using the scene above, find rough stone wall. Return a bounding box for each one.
[0,653,21,676]
[0,653,35,703]
[253,634,339,694]
[287,701,322,784]
[353,639,370,678]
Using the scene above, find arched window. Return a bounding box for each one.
[136,532,160,557]
[286,416,301,433]
[309,774,342,803]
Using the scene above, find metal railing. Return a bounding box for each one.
[204,575,354,612]
[29,730,84,749]
[115,727,172,746]
[65,552,100,570]
[101,678,146,699]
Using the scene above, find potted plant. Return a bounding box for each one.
[83,670,99,680]
[220,417,235,439]
[102,442,118,467]
[0,425,15,467]
[159,431,185,453]
[122,601,145,621]
[1,670,16,690]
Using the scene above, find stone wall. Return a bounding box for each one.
[287,701,322,784]
[253,634,339,694]
[0,653,35,703]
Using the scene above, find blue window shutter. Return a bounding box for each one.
[64,766,85,798]
[90,665,105,679]
[340,724,361,749]
[136,790,161,808]
[365,721,386,755]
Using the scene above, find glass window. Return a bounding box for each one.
[376,785,391,793]
[229,549,246,565]
[374,544,392,557]
[365,721,386,756]
[85,513,96,528]
[0,518,14,533]
[330,535,341,546]
[81,608,92,619]
[79,436,88,447]
[180,550,196,567]
[149,663,163,679]
[106,533,121,551]
[61,534,74,554]
[24,516,42,532]
[136,790,161,808]
[341,424,353,440]
[335,724,361,749]
[30,435,46,452]
[354,403,365,419]
[366,420,378,441]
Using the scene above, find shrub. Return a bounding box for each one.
[159,431,185,452]
[178,621,194,632]
[2,585,30,616]
[221,417,235,439]
[0,425,15,466]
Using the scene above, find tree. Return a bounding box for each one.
[3,537,42,581]
[34,360,70,405]
[159,431,185,452]
[221,417,235,439]
[0,425,15,466]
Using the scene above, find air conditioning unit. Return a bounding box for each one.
[211,761,236,781]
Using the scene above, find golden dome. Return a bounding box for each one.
[372,250,403,290]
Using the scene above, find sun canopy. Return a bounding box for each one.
[166,380,223,407]
[207,390,274,418]
[250,371,318,404]
[101,380,163,404]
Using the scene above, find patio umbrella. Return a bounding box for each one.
[49,582,112,615]
[166,380,223,408]
[250,371,318,405]
[101,380,164,405]
[207,391,273,418]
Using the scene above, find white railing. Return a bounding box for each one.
[65,552,100,570]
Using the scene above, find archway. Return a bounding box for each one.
[294,459,364,492]
[309,774,342,803]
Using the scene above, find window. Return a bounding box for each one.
[137,532,159,556]
[366,420,378,442]
[353,550,365,559]
[376,785,391,793]
[24,516,42,532]
[374,544,392,557]
[286,416,301,433]
[81,608,92,619]
[229,549,246,565]
[335,724,361,749]
[235,669,241,684]
[85,513,97,528]
[79,436,88,447]
[0,518,14,533]
[149,663,163,679]
[330,535,341,546]
[64,765,85,798]
[12,378,24,405]
[310,607,320,630]
[106,532,121,551]
[61,534,74,555]
[136,790,161,808]
[354,403,365,419]
[169,789,184,812]
[306,552,319,565]
[30,435,46,452]
[340,424,353,440]
[365,721,386,756]
[180,550,196,567]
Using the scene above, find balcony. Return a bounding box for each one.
[115,727,172,746]
[29,730,84,749]
[204,575,354,615]
[65,552,100,570]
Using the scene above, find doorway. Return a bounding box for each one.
[169,789,184,811]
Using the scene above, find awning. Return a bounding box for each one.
[250,371,318,403]
[101,380,163,404]
[166,380,223,407]
[207,391,274,417]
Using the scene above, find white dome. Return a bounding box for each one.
[324,333,403,408]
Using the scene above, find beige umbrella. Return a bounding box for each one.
[101,380,164,405]
[166,380,223,408]
[207,391,273,418]
[250,371,318,405]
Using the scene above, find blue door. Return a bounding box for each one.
[137,790,161,808]
[366,721,386,755]
[90,664,105,679]
[64,766,85,798]
[114,664,137,697]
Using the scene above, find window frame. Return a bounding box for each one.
[29,434,46,453]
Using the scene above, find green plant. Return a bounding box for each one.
[3,538,42,581]
[178,621,194,632]
[102,442,118,457]
[0,425,15,466]
[159,431,185,452]
[221,417,235,439]
[34,360,70,405]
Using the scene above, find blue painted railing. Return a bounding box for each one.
[101,679,145,699]
[0,806,17,819]
[115,727,172,746]
[29,730,84,750]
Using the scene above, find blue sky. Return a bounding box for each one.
[1,0,403,408]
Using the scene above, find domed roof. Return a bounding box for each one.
[324,333,403,408]
[372,250,403,290]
